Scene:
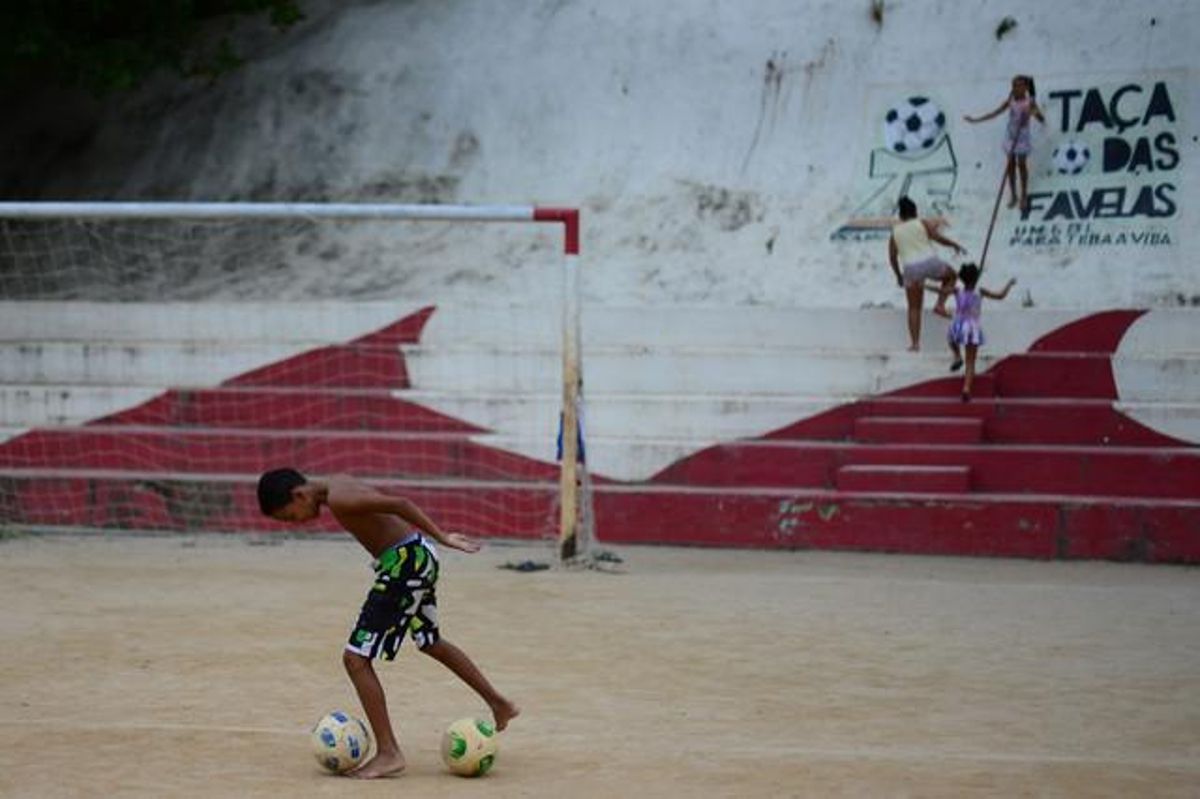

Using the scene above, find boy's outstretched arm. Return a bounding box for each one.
[338,485,481,552]
[982,278,1017,300]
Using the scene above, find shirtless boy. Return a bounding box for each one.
[257,468,520,779]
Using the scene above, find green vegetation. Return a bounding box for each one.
[0,1,303,93]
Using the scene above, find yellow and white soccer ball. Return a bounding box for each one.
[310,710,371,774]
[440,717,498,777]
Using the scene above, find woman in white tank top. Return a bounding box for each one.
[887,196,965,350]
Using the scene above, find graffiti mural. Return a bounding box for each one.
[831,94,959,241]
[833,74,1187,254]
[1013,76,1182,249]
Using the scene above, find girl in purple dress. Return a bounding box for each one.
[964,75,1045,211]
[947,263,1016,402]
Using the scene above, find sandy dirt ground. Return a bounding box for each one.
[0,532,1197,798]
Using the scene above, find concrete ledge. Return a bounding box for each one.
[836,464,972,493]
[854,416,984,444]
[2,469,1196,564]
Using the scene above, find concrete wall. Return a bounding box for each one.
[3,0,1197,310]
[2,2,1198,556]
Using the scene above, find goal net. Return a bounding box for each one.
[0,202,595,560]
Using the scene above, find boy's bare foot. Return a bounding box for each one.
[1007,196,1018,208]
[349,751,406,779]
[907,344,919,352]
[932,305,951,319]
[491,699,521,732]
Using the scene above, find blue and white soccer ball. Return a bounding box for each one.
[310,710,371,774]
[1052,140,1090,175]
[883,96,947,155]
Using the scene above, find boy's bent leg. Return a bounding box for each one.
[342,650,407,779]
[422,639,520,731]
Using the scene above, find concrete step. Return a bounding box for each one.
[402,346,1010,396]
[0,426,560,482]
[5,386,1197,450]
[886,374,996,398]
[995,352,1200,400]
[836,464,972,493]
[650,439,1200,498]
[0,302,1087,353]
[0,301,426,345]
[0,339,1018,396]
[3,469,1197,563]
[427,305,1084,352]
[4,427,1199,498]
[0,385,163,428]
[0,340,414,389]
[858,397,1198,446]
[79,386,853,441]
[853,416,984,444]
[0,468,559,540]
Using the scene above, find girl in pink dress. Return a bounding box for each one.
[964,75,1045,211]
[947,263,1016,402]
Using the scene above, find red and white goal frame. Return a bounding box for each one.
[0,201,588,560]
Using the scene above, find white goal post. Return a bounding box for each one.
[0,201,589,560]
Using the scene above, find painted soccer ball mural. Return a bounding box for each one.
[1052,140,1091,175]
[883,96,947,155]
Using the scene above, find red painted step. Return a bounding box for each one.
[1,470,557,539]
[0,427,557,482]
[993,353,1118,398]
[97,387,483,433]
[887,374,995,398]
[854,416,983,444]
[651,439,1200,498]
[6,471,1197,563]
[836,464,971,493]
[855,397,1186,447]
[7,427,1198,499]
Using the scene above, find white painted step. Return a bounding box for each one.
[0,385,161,427]
[6,301,1158,354]
[0,301,424,344]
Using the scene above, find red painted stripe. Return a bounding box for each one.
[1030,309,1145,354]
[225,306,434,388]
[643,439,1200,498]
[854,416,983,444]
[99,388,484,432]
[836,464,971,493]
[0,429,559,481]
[5,473,1197,562]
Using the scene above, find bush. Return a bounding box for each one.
[0,0,303,93]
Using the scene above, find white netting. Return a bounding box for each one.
[0,208,593,555]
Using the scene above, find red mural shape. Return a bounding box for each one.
[0,308,1196,562]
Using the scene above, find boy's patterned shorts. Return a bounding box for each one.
[346,537,440,660]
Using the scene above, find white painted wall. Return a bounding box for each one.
[8,0,1198,311]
